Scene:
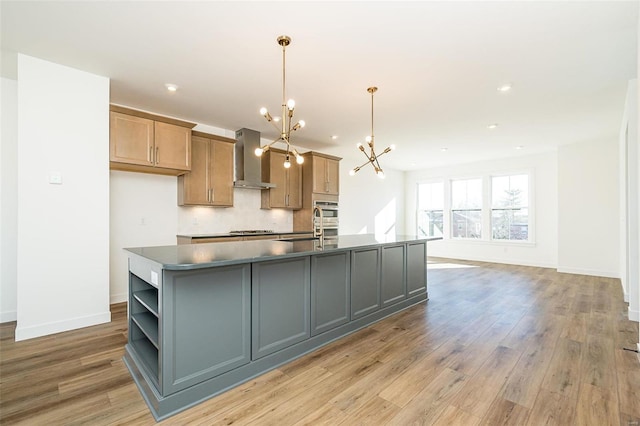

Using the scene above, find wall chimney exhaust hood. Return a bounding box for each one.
[234,128,276,189]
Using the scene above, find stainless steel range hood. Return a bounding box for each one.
[234,128,276,189]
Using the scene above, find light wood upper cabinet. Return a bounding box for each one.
[310,154,340,195]
[109,105,195,176]
[178,132,235,207]
[292,151,341,233]
[260,149,302,210]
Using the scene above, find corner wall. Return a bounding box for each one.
[1,77,18,322]
[15,55,110,340]
[557,138,620,278]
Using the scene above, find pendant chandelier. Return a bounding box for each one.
[255,35,305,169]
[349,86,395,179]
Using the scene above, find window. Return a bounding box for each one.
[417,182,444,237]
[491,174,529,241]
[451,178,482,239]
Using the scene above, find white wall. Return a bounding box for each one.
[558,138,619,278]
[339,160,405,237]
[620,79,639,321]
[15,55,110,340]
[404,152,558,268]
[1,77,18,322]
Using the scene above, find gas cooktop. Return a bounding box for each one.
[229,230,275,235]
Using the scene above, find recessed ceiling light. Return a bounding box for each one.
[165,83,178,92]
[331,135,338,140]
[497,83,512,93]
[487,123,499,129]
[515,145,524,150]
[440,147,448,152]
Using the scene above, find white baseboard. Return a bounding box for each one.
[629,307,639,322]
[623,291,629,303]
[15,311,111,341]
[556,267,620,279]
[0,310,17,323]
[110,292,128,304]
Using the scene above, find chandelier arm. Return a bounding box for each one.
[356,159,372,169]
[266,118,281,132]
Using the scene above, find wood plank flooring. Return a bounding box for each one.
[1,258,638,425]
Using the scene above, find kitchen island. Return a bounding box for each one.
[123,234,436,421]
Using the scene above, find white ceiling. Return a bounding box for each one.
[1,1,637,172]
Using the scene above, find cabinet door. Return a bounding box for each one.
[267,151,288,208]
[251,257,311,359]
[381,244,406,307]
[154,121,191,171]
[326,158,340,195]
[287,161,302,209]
[311,156,327,193]
[350,247,381,320]
[311,252,350,336]
[110,111,154,166]
[407,242,427,296]
[179,135,209,205]
[161,265,251,395]
[210,139,234,206]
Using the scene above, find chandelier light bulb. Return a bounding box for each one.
[254,147,264,157]
[298,120,305,128]
[349,169,356,176]
[365,136,372,143]
[259,107,268,116]
[296,155,304,164]
[287,99,295,110]
[377,170,385,179]
[390,144,396,150]
[284,159,291,169]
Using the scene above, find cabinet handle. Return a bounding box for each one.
[286,194,289,206]
[211,188,214,203]
[149,146,153,164]
[155,147,159,164]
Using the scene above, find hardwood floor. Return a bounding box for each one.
[1,258,638,425]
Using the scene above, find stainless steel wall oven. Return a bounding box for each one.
[313,200,338,240]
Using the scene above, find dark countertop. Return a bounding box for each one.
[127,234,439,271]
[176,231,313,239]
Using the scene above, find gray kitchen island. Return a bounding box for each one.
[123,234,435,421]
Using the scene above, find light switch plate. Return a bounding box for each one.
[49,172,62,184]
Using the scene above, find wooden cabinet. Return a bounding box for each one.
[110,105,195,176]
[407,241,427,297]
[293,151,341,233]
[350,247,381,320]
[311,251,350,336]
[381,244,406,307]
[260,149,302,209]
[311,154,340,195]
[178,131,234,207]
[251,257,311,360]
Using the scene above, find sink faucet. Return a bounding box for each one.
[313,205,324,248]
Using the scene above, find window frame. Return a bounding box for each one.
[415,180,445,238]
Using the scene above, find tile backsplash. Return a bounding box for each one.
[177,189,293,235]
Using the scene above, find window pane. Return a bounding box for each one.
[451,210,482,239]
[451,179,482,209]
[418,210,443,237]
[492,174,528,208]
[418,182,444,210]
[492,208,528,240]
